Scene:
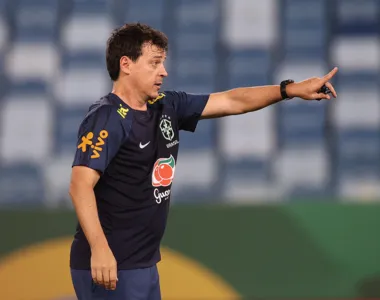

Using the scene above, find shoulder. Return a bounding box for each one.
[78,96,129,134]
[84,95,128,122]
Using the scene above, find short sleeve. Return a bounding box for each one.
[164,91,210,132]
[72,105,126,173]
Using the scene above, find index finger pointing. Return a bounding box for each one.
[323,67,339,82]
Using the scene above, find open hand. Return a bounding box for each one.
[287,67,338,100]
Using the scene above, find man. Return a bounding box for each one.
[69,23,338,300]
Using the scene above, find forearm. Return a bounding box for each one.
[69,183,107,250]
[226,85,283,114]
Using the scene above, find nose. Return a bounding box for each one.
[160,64,168,77]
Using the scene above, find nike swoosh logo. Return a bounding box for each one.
[139,141,150,149]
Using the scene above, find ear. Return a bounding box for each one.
[120,56,132,75]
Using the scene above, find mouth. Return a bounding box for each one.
[154,83,162,89]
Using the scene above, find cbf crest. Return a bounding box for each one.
[160,115,174,141]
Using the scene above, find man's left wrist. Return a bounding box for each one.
[280,79,295,100]
[285,82,297,99]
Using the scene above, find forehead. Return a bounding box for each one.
[141,43,166,59]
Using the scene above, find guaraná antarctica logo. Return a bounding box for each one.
[152,155,176,204]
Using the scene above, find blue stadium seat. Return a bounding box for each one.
[54,106,88,155]
[0,95,52,164]
[330,36,380,77]
[274,147,329,199]
[56,66,110,107]
[0,163,45,205]
[224,158,272,182]
[125,0,165,31]
[170,149,217,202]
[43,154,77,206]
[61,51,106,70]
[14,0,59,42]
[221,158,277,202]
[334,0,379,36]
[174,0,219,33]
[171,187,217,203]
[332,87,379,133]
[174,54,216,91]
[174,33,216,56]
[179,118,216,150]
[58,50,110,107]
[277,101,327,147]
[6,42,59,82]
[282,0,327,60]
[9,79,48,95]
[227,49,272,88]
[61,15,112,53]
[336,128,380,177]
[72,0,110,15]
[336,71,379,89]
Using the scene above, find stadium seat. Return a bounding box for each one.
[179,118,216,150]
[334,0,379,36]
[43,154,76,207]
[274,147,329,198]
[174,54,216,93]
[282,0,327,60]
[14,0,59,43]
[5,42,59,82]
[61,16,112,53]
[72,0,110,15]
[277,100,327,147]
[174,33,216,57]
[221,158,279,202]
[8,79,48,95]
[227,49,272,88]
[274,62,328,148]
[0,163,45,205]
[222,0,277,49]
[333,88,380,130]
[55,65,110,107]
[0,95,52,164]
[124,0,165,31]
[170,149,217,202]
[336,128,380,175]
[219,109,275,160]
[331,36,380,72]
[54,106,88,155]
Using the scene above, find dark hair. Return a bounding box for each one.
[106,23,169,81]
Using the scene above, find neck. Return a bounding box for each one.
[112,80,147,111]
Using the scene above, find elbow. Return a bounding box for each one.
[68,181,76,201]
[69,179,82,201]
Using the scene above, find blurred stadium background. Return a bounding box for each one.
[0,0,380,299]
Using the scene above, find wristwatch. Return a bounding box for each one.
[280,79,295,100]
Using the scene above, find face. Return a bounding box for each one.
[122,43,168,100]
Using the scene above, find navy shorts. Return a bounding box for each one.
[71,265,161,300]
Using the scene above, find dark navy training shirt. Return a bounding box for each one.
[70,91,209,270]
